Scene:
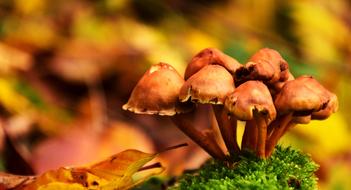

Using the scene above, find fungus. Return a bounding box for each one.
[123,63,225,159]
[266,76,335,156]
[123,63,190,116]
[123,47,338,162]
[236,48,288,85]
[184,48,242,80]
[180,64,240,156]
[225,81,276,158]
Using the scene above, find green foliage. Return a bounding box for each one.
[170,146,319,190]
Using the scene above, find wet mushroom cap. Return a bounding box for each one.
[179,64,235,105]
[312,92,338,120]
[225,81,276,123]
[123,62,191,116]
[184,48,242,80]
[274,76,330,116]
[236,48,288,84]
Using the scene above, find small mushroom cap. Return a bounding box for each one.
[311,92,338,120]
[123,63,191,116]
[236,48,288,84]
[274,76,330,116]
[184,48,242,80]
[179,64,235,105]
[225,81,276,123]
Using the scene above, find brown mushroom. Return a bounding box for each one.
[269,92,337,157]
[225,81,276,158]
[184,48,242,80]
[180,64,240,156]
[236,48,288,85]
[123,63,225,159]
[266,76,333,156]
[180,65,234,104]
[277,93,337,142]
[123,63,190,116]
[274,76,330,115]
[278,90,337,143]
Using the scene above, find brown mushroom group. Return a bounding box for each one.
[123,48,338,160]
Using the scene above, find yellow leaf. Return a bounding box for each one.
[88,149,157,189]
[0,79,31,113]
[37,182,85,190]
[23,149,162,190]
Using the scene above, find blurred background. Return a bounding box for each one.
[0,0,350,189]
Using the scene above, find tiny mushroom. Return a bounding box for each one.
[123,63,190,116]
[225,81,276,158]
[266,76,335,156]
[184,48,242,80]
[123,62,225,159]
[180,64,240,156]
[236,48,289,85]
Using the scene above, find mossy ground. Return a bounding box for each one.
[135,146,319,190]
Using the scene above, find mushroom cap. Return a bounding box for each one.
[225,81,276,123]
[274,76,330,116]
[236,48,288,84]
[184,48,242,80]
[311,92,338,120]
[123,63,191,116]
[179,64,235,105]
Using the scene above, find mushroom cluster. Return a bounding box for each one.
[123,48,338,160]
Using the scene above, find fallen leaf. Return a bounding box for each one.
[16,145,188,190]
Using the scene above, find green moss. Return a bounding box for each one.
[170,146,319,190]
[133,177,166,190]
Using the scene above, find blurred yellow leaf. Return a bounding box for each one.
[185,30,220,54]
[3,18,58,50]
[14,0,46,15]
[291,1,349,63]
[0,79,30,113]
[23,149,161,190]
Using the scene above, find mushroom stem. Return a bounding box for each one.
[213,106,240,156]
[255,115,267,158]
[280,121,296,139]
[241,120,257,152]
[265,113,293,157]
[171,114,226,160]
[267,119,280,138]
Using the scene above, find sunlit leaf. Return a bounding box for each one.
[21,148,166,190]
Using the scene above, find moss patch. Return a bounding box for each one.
[170,146,318,190]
